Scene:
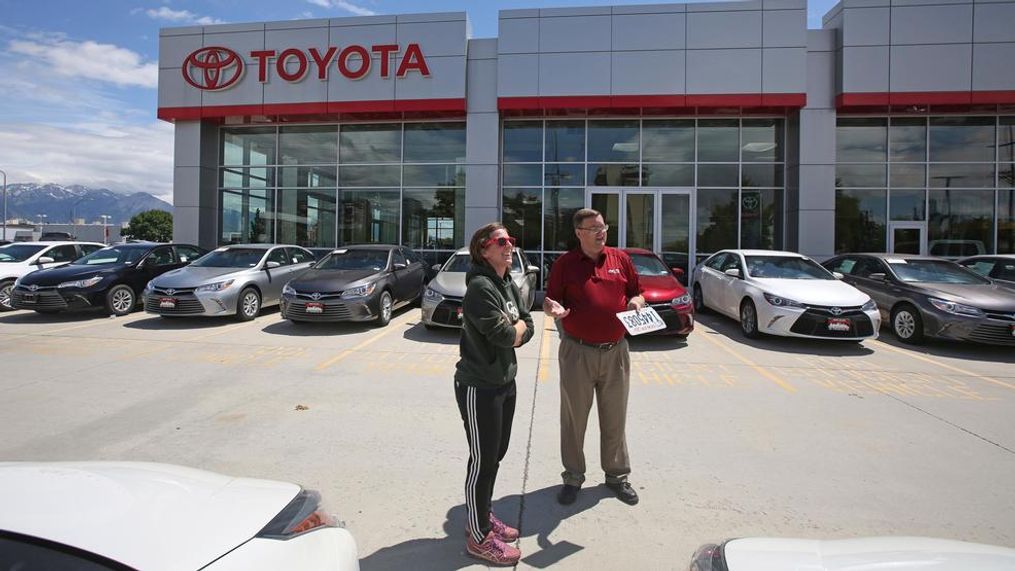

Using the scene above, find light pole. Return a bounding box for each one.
[100,214,111,244]
[0,169,6,242]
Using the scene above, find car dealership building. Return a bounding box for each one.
[158,0,1015,281]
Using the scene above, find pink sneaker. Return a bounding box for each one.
[467,530,521,566]
[489,512,519,542]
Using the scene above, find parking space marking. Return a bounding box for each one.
[868,339,1015,392]
[106,316,270,362]
[692,323,797,393]
[537,319,555,382]
[0,312,150,341]
[314,311,416,371]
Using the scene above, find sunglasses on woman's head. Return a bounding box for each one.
[482,236,517,248]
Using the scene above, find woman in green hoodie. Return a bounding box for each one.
[455,222,534,565]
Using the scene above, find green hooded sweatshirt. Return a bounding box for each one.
[454,261,535,389]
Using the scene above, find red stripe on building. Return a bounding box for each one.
[157,98,467,122]
[498,93,806,112]
[838,91,1015,108]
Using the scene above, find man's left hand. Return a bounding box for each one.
[627,296,645,313]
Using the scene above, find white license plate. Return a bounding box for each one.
[827,317,851,332]
[159,297,176,309]
[305,302,324,314]
[21,293,37,304]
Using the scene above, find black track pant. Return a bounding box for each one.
[455,380,516,544]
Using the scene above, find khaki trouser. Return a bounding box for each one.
[559,335,631,486]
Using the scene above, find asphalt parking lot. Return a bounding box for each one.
[1,303,1014,569]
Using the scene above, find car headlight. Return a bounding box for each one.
[282,283,296,297]
[341,282,376,299]
[424,287,443,302]
[763,293,805,308]
[929,297,984,317]
[671,293,692,307]
[144,280,154,292]
[57,276,103,289]
[195,279,235,293]
[861,299,877,312]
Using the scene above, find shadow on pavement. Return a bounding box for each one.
[360,485,607,570]
[628,334,689,352]
[0,309,106,323]
[403,322,460,345]
[124,306,281,331]
[694,313,877,357]
[873,332,1015,364]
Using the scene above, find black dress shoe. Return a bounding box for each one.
[606,482,639,505]
[557,484,579,505]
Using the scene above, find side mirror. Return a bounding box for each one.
[724,268,741,278]
[671,267,685,278]
[527,265,539,274]
[832,271,844,280]
[431,264,441,272]
[868,272,886,282]
[37,256,55,264]
[265,261,281,269]
[393,262,407,271]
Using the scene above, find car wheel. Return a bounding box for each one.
[693,284,707,314]
[891,303,924,344]
[740,298,761,339]
[0,279,14,311]
[236,288,261,322]
[105,285,136,317]
[376,290,393,327]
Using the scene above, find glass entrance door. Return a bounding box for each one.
[587,188,695,283]
[888,222,926,255]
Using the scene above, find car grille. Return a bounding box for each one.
[648,303,685,330]
[431,297,464,327]
[967,321,1015,346]
[286,300,353,319]
[790,308,874,338]
[293,291,344,301]
[12,286,68,310]
[145,294,205,315]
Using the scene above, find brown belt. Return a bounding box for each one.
[563,332,621,351]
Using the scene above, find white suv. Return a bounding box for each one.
[0,241,105,310]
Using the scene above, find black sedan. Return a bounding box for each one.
[11,243,206,316]
[823,253,1015,345]
[280,244,427,326]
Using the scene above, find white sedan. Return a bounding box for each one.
[692,249,880,340]
[0,462,359,571]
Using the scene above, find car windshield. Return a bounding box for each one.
[630,254,671,276]
[317,249,388,271]
[888,259,990,284]
[71,246,146,266]
[191,248,265,268]
[745,255,834,279]
[443,254,472,273]
[0,244,46,262]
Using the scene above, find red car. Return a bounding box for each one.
[623,248,694,338]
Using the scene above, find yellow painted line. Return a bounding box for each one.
[693,324,797,393]
[314,310,416,371]
[537,317,555,382]
[108,316,268,362]
[868,339,1015,392]
[0,312,149,342]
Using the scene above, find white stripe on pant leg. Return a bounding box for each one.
[466,386,483,543]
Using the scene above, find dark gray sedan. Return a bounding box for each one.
[823,253,1015,346]
[957,254,1015,288]
[280,244,427,326]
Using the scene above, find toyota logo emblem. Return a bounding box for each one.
[830,307,843,316]
[165,288,176,296]
[182,47,244,91]
[310,292,322,301]
[29,284,38,292]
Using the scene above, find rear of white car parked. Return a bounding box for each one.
[692,250,880,341]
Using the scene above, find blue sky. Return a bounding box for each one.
[0,0,839,201]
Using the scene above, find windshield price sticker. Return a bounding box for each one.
[616,307,666,335]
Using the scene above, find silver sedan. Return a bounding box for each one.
[143,244,315,321]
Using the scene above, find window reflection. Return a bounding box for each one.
[742,119,783,162]
[222,127,275,166]
[1000,189,1015,253]
[403,123,466,163]
[276,188,337,247]
[837,118,887,162]
[340,124,401,163]
[890,118,926,162]
[588,163,640,186]
[588,120,639,162]
[835,189,886,253]
[929,117,995,162]
[220,188,274,244]
[889,189,926,221]
[740,189,783,249]
[696,188,738,253]
[503,121,543,162]
[280,125,337,165]
[545,121,585,162]
[643,120,694,162]
[544,188,583,251]
[402,188,463,250]
[698,119,739,162]
[502,188,542,251]
[928,189,995,255]
[339,190,399,244]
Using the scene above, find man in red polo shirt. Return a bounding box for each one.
[543,208,645,506]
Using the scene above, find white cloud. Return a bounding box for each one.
[145,7,224,26]
[7,38,158,88]
[307,0,376,16]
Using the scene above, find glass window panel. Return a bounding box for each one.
[836,164,887,188]
[889,163,925,188]
[625,193,655,250]
[1001,117,1015,164]
[544,163,585,186]
[220,188,274,244]
[889,189,926,221]
[836,118,887,162]
[502,188,542,251]
[591,193,621,246]
[835,189,886,253]
[339,165,400,187]
[588,120,640,162]
[402,164,465,187]
[642,120,694,162]
[503,164,542,186]
[741,119,784,162]
[339,190,400,244]
[741,164,784,188]
[279,125,337,165]
[278,166,336,188]
[339,124,401,163]
[928,189,995,255]
[642,164,693,187]
[588,163,640,186]
[402,188,463,250]
[999,189,1015,253]
[697,119,739,162]
[696,188,738,253]
[220,167,273,188]
[928,163,994,188]
[222,127,275,166]
[929,116,995,162]
[660,193,692,281]
[403,122,466,163]
[1001,163,1015,188]
[276,188,337,247]
[740,189,783,250]
[544,187,584,251]
[890,118,926,162]
[542,252,561,288]
[697,164,738,187]
[503,121,543,162]
[545,121,585,162]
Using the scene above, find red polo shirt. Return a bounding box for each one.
[546,246,642,344]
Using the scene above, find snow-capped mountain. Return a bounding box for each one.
[2,183,172,225]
